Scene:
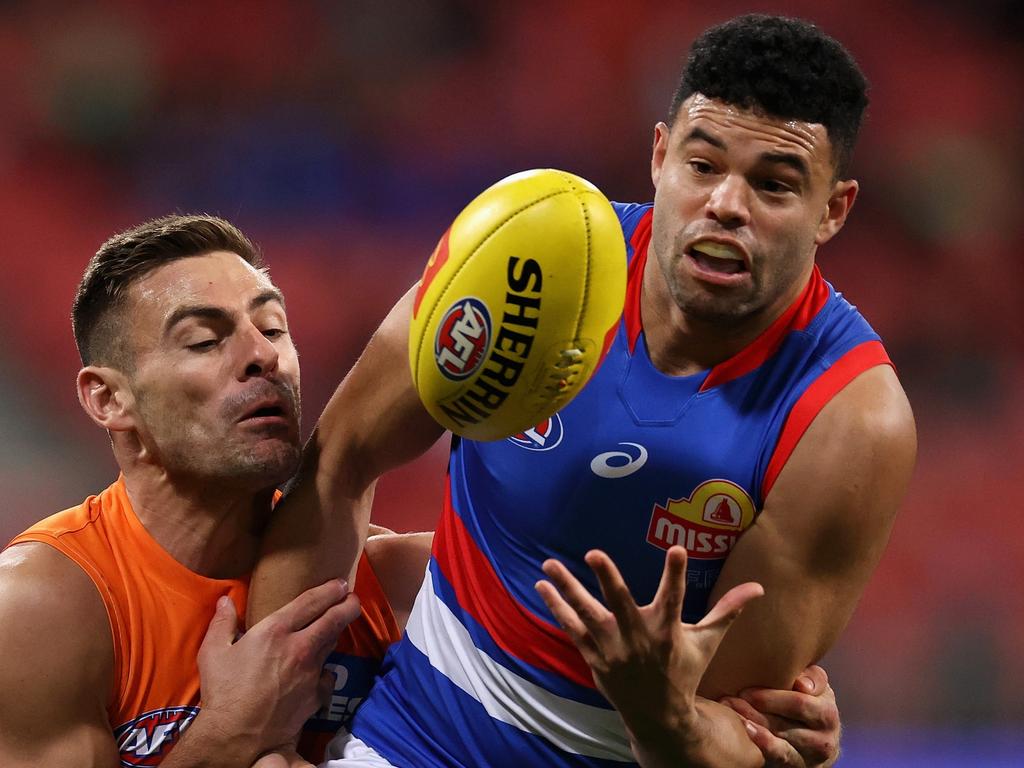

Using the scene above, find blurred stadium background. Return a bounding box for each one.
[1,1,1021,764]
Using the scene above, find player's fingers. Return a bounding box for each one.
[199,595,240,655]
[770,726,838,767]
[719,696,770,729]
[743,720,804,768]
[739,686,838,731]
[535,580,599,657]
[694,581,763,656]
[317,668,336,708]
[299,594,362,658]
[540,558,612,636]
[793,664,829,695]
[751,714,840,767]
[584,550,642,635]
[269,579,349,633]
[650,546,688,624]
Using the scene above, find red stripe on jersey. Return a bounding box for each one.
[433,486,596,689]
[760,340,893,499]
[700,267,831,392]
[624,210,653,353]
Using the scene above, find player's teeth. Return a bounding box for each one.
[692,242,742,260]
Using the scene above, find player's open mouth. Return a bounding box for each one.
[245,406,284,418]
[685,241,749,283]
[238,399,291,427]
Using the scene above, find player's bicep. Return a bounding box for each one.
[699,365,916,698]
[0,544,119,767]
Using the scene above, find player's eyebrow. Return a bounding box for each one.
[164,289,286,336]
[758,151,810,180]
[164,305,230,335]
[251,288,286,312]
[684,127,811,180]
[682,126,725,150]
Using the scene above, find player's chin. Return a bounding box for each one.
[674,289,754,326]
[239,438,302,483]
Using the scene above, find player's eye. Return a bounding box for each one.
[689,160,715,175]
[760,179,792,194]
[187,339,219,351]
[262,328,287,339]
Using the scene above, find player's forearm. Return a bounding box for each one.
[247,287,441,627]
[247,426,375,625]
[629,697,763,768]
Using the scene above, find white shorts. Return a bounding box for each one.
[320,732,397,767]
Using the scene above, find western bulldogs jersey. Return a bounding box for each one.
[350,203,892,766]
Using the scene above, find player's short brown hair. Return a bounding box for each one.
[72,214,263,368]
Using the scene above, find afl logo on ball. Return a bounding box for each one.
[434,297,491,380]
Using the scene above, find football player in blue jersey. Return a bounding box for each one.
[249,13,914,768]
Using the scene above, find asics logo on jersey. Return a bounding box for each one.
[590,442,648,478]
[114,706,198,766]
[508,413,564,451]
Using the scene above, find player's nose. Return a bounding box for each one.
[704,173,751,228]
[240,323,279,379]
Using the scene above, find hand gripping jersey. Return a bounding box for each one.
[350,203,893,767]
[5,476,399,766]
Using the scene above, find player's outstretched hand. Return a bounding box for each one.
[535,546,763,748]
[196,579,360,761]
[720,665,840,767]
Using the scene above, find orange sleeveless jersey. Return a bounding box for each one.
[6,476,400,766]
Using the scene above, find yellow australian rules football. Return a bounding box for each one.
[409,169,627,440]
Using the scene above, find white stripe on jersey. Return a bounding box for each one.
[406,567,634,762]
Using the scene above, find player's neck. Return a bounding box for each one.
[640,261,796,377]
[120,465,275,579]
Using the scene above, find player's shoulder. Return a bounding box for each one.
[769,363,916,516]
[610,201,652,235]
[820,364,915,447]
[0,542,113,685]
[0,541,110,636]
[0,543,115,760]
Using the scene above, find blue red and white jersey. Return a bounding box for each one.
[351,202,893,766]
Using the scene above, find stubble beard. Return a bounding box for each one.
[136,382,303,491]
[656,229,763,330]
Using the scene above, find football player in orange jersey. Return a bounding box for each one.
[0,216,377,768]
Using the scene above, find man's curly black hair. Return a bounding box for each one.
[670,14,869,179]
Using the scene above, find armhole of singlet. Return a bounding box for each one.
[9,534,125,714]
[760,340,893,500]
[354,550,402,646]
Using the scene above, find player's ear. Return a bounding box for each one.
[651,122,670,188]
[77,366,136,432]
[815,179,858,246]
